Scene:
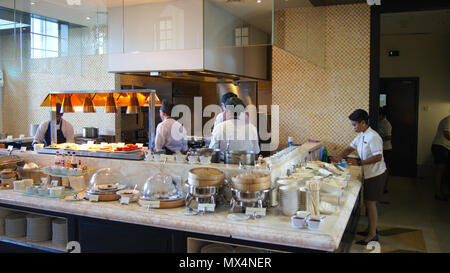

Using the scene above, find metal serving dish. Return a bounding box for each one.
[82,127,99,138]
[224,150,257,165]
[185,183,222,198]
[231,188,271,203]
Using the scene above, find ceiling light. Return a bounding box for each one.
[86,16,91,20]
[257,0,262,3]
[30,2,36,5]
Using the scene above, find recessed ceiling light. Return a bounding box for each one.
[86,16,91,20]
[30,1,36,5]
[257,0,262,3]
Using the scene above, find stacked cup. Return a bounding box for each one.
[279,185,299,216]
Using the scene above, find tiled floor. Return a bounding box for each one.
[350,174,450,253]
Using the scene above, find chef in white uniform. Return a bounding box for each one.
[209,97,260,154]
[154,100,188,154]
[32,103,74,146]
[213,92,238,129]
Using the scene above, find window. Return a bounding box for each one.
[235,26,249,47]
[159,18,173,50]
[30,16,68,59]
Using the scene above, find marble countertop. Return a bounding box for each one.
[0,179,361,252]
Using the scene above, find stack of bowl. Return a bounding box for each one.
[26,214,52,242]
[0,208,12,235]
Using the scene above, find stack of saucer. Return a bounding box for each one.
[279,185,300,216]
[5,213,27,238]
[52,218,67,247]
[26,214,52,242]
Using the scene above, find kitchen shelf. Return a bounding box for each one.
[0,235,66,253]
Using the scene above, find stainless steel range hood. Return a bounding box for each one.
[107,0,272,81]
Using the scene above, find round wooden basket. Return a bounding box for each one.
[188,168,225,187]
[231,173,271,192]
[86,193,120,202]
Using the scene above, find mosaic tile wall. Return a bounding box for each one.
[272,4,370,153]
[1,54,116,137]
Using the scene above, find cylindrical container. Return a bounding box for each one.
[279,185,299,216]
[5,213,27,238]
[298,187,307,211]
[26,214,52,242]
[306,188,321,216]
[288,136,293,147]
[29,124,39,137]
[52,218,68,247]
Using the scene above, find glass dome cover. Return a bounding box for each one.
[140,174,183,201]
[88,168,126,194]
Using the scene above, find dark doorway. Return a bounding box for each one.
[380,77,419,177]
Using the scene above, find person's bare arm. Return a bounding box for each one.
[332,146,355,163]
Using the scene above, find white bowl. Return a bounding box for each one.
[175,155,187,163]
[188,156,198,164]
[199,156,211,164]
[306,216,323,230]
[291,215,306,229]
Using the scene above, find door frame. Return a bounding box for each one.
[368,1,450,130]
[380,77,420,176]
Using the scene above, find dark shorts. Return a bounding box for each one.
[364,171,387,202]
[431,144,449,165]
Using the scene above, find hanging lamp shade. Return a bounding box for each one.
[105,93,117,113]
[126,93,140,114]
[83,94,96,113]
[61,94,75,113]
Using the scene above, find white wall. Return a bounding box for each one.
[380,33,450,165]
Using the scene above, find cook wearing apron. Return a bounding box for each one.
[32,104,75,146]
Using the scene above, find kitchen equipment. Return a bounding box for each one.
[210,149,221,163]
[83,94,96,113]
[184,183,225,212]
[105,93,117,113]
[26,214,52,242]
[224,150,257,165]
[86,168,125,201]
[82,127,99,139]
[187,167,224,187]
[279,185,300,216]
[139,174,184,208]
[229,188,271,213]
[231,173,271,192]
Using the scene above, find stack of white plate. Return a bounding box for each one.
[26,214,52,242]
[0,208,13,235]
[5,213,27,238]
[52,218,67,247]
[200,243,235,253]
[279,185,299,216]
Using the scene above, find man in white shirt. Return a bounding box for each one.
[333,109,386,245]
[154,100,188,154]
[431,115,450,201]
[213,92,238,129]
[32,103,75,146]
[209,97,260,154]
[378,107,392,193]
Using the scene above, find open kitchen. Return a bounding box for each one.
[0,0,420,254]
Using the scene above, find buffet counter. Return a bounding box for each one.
[0,143,361,253]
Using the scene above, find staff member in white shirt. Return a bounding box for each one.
[333,109,387,245]
[213,92,238,129]
[431,115,450,201]
[378,107,392,193]
[32,103,75,146]
[154,100,188,155]
[209,97,260,154]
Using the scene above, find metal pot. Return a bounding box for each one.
[224,150,257,165]
[211,149,221,163]
[82,127,99,138]
[231,188,271,202]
